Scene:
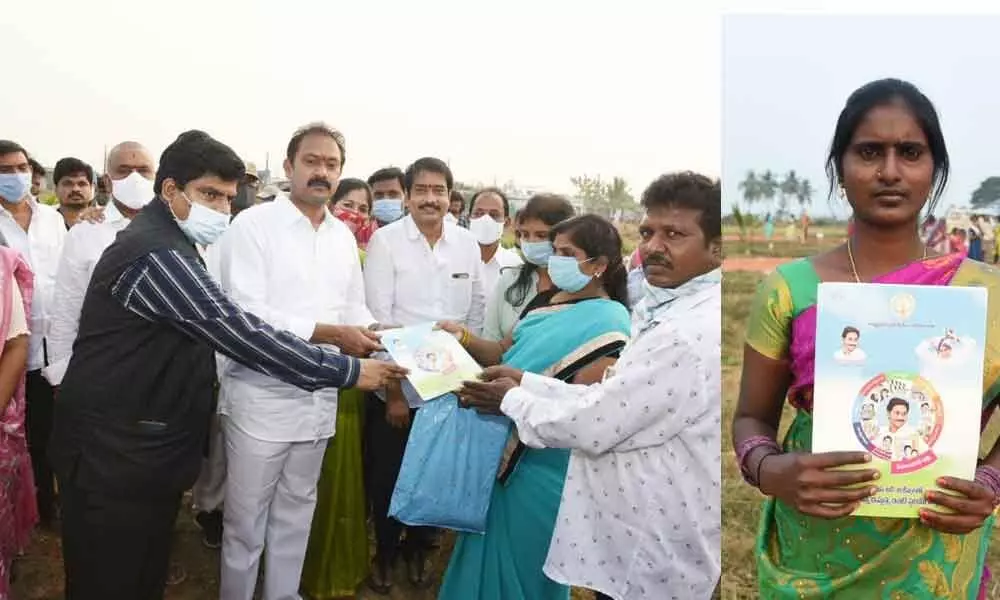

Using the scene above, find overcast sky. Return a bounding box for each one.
[5,0,721,196]
[723,13,1000,217]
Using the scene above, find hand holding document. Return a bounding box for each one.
[380,322,483,401]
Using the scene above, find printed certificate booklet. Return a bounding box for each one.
[379,323,483,402]
[812,282,987,518]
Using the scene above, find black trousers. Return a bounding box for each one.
[25,369,56,523]
[363,397,435,566]
[59,475,181,600]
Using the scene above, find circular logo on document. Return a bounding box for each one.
[852,372,942,466]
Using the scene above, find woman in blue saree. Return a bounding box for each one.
[437,214,633,600]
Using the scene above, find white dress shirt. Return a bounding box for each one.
[481,245,522,307]
[501,283,721,600]
[0,199,67,371]
[216,195,374,443]
[43,203,130,385]
[364,215,485,332]
[364,215,486,407]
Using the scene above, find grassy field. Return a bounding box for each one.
[721,270,1000,600]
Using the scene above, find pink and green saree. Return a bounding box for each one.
[0,246,37,599]
[746,253,1000,599]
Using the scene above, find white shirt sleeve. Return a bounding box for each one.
[223,215,316,341]
[465,245,487,335]
[343,242,376,327]
[42,227,85,385]
[363,231,395,326]
[501,330,708,456]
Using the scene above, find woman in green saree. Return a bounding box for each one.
[733,78,1000,599]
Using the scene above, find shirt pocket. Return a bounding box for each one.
[444,273,473,316]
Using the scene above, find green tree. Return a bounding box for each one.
[759,170,778,213]
[970,177,1000,208]
[606,176,636,219]
[796,178,814,208]
[570,174,610,216]
[738,170,761,211]
[779,170,799,213]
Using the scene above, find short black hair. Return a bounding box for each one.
[154,130,245,195]
[286,122,346,166]
[826,78,949,213]
[28,157,45,177]
[842,326,860,339]
[0,140,27,160]
[367,167,405,190]
[469,187,511,217]
[404,157,453,193]
[332,178,372,206]
[53,157,95,185]
[887,397,910,413]
[641,171,721,243]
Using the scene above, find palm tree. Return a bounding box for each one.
[738,170,761,211]
[780,171,800,214]
[797,179,814,208]
[759,170,778,214]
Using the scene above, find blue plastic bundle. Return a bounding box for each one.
[388,392,510,534]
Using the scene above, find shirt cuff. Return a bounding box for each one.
[42,357,69,386]
[520,371,557,395]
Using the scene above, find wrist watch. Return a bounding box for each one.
[368,323,380,331]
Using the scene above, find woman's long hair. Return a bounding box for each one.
[549,214,629,308]
[505,194,576,307]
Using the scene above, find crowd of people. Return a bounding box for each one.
[0,123,721,600]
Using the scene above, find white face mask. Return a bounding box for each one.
[469,214,504,245]
[111,171,155,210]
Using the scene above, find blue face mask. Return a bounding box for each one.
[372,198,404,224]
[174,192,230,247]
[0,172,31,204]
[547,255,594,293]
[520,240,553,266]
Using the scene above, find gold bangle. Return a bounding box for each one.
[460,328,471,347]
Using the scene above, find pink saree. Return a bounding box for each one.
[0,246,37,599]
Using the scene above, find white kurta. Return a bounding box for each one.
[43,202,129,384]
[500,283,721,600]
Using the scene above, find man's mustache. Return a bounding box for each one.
[644,253,671,268]
[308,179,331,189]
[418,204,441,211]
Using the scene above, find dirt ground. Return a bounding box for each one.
[10,493,598,600]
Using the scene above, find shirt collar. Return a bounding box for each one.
[275,194,336,230]
[403,214,450,244]
[0,195,38,218]
[104,201,127,224]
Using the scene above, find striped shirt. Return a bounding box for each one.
[112,248,359,391]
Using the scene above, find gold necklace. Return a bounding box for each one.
[847,238,928,283]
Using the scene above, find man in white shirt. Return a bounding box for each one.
[460,172,722,600]
[0,140,68,528]
[468,187,522,301]
[217,123,385,600]
[52,157,97,230]
[44,142,157,387]
[362,156,486,592]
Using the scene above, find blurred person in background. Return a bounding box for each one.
[368,167,406,226]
